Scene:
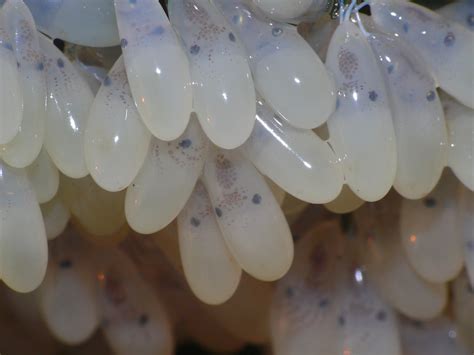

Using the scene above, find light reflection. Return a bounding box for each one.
[113,135,119,144]
[222,92,228,101]
[352,92,358,102]
[294,77,301,84]
[355,268,364,283]
[68,116,79,132]
[155,67,162,75]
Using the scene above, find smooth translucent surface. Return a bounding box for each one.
[26,148,59,204]
[324,185,365,214]
[216,0,335,129]
[438,0,474,31]
[114,0,192,140]
[125,118,208,234]
[242,99,343,203]
[40,195,70,240]
[369,34,447,199]
[326,21,397,201]
[400,173,464,283]
[355,193,447,320]
[401,317,471,355]
[169,0,256,149]
[178,181,241,305]
[39,34,92,179]
[0,161,47,292]
[371,0,474,109]
[85,57,151,192]
[23,0,120,47]
[203,147,293,281]
[60,174,126,237]
[39,234,99,345]
[271,222,343,355]
[443,94,474,191]
[251,0,312,20]
[0,0,46,168]
[0,13,23,144]
[95,249,173,355]
[458,185,474,286]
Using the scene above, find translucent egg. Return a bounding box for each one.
[370,0,474,109]
[26,148,59,204]
[85,56,151,192]
[169,0,256,149]
[216,0,336,129]
[325,20,397,201]
[40,194,70,241]
[203,147,293,281]
[114,0,192,141]
[178,181,242,305]
[241,99,343,203]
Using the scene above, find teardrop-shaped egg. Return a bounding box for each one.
[114,0,192,140]
[325,21,397,201]
[59,174,126,238]
[442,94,474,191]
[0,160,48,292]
[178,181,241,305]
[0,0,46,168]
[125,118,208,234]
[271,222,343,355]
[216,0,335,129]
[95,249,174,355]
[85,56,151,192]
[23,0,120,47]
[169,0,256,149]
[370,0,474,109]
[41,194,70,240]
[202,147,293,281]
[369,33,448,199]
[39,232,99,345]
[324,185,365,214]
[38,34,92,179]
[26,148,59,204]
[355,193,447,320]
[400,172,464,283]
[241,99,343,203]
[0,13,23,145]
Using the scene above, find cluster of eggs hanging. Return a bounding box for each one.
[0,0,472,353]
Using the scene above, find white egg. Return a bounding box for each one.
[40,194,70,240]
[241,99,343,203]
[325,20,397,201]
[438,0,474,31]
[0,0,46,168]
[202,147,293,281]
[85,56,151,192]
[169,0,256,149]
[370,0,474,109]
[178,181,241,305]
[38,34,92,179]
[125,117,208,234]
[216,0,336,129]
[369,33,448,199]
[0,160,48,293]
[114,0,192,141]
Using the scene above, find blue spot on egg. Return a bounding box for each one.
[120,38,128,48]
[2,42,13,51]
[369,90,378,102]
[179,139,192,149]
[36,62,44,71]
[444,32,456,47]
[467,14,474,27]
[190,44,200,55]
[252,193,262,205]
[426,90,436,102]
[272,27,283,36]
[387,64,394,74]
[151,26,164,36]
[57,58,64,68]
[215,207,222,217]
[191,217,200,227]
[228,32,236,42]
[403,23,409,33]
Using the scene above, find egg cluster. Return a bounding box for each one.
[0,0,472,354]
